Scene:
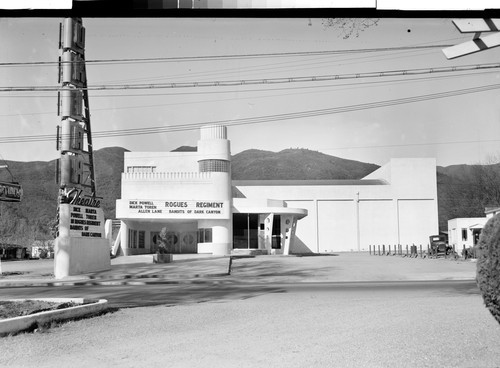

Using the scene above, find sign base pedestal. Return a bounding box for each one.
[54,236,110,279]
[55,203,110,279]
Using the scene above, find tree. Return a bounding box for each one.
[321,18,379,39]
[469,155,500,208]
[438,154,500,231]
[476,214,500,324]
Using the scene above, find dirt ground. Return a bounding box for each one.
[0,300,77,319]
[1,282,500,368]
[1,253,496,367]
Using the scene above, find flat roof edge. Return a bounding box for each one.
[232,179,389,186]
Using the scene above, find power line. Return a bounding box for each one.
[0,44,455,67]
[2,62,499,92]
[99,47,435,86]
[1,82,499,144]
[2,68,499,102]
[2,69,499,117]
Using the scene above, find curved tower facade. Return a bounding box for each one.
[196,125,232,255]
[115,124,233,256]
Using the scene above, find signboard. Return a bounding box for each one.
[0,181,23,202]
[126,200,230,219]
[69,205,104,238]
[443,18,500,59]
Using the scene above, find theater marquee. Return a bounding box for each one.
[69,205,105,238]
[124,199,230,219]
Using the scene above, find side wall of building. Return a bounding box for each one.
[235,158,439,253]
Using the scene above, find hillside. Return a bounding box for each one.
[232,148,379,180]
[0,147,128,245]
[436,162,500,230]
[1,146,498,245]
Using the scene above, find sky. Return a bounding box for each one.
[0,16,499,167]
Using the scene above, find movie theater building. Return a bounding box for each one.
[114,124,438,256]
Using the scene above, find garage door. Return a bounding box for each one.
[318,200,356,252]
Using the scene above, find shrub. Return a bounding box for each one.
[39,248,48,259]
[476,214,500,324]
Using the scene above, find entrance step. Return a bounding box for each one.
[231,249,269,256]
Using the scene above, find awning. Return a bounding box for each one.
[469,223,484,230]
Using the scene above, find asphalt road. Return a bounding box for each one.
[0,279,480,309]
[1,279,499,368]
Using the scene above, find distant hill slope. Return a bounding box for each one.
[1,146,498,245]
[0,147,128,245]
[93,147,129,219]
[232,148,379,180]
[436,163,500,230]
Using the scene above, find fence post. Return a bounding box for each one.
[420,244,422,258]
[463,245,466,259]
[427,244,430,258]
[388,244,391,255]
[382,244,385,255]
[378,245,380,256]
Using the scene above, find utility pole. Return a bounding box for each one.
[57,17,96,200]
[54,18,110,278]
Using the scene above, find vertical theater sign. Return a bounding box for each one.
[54,18,110,278]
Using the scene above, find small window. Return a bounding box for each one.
[461,229,468,241]
[138,231,145,248]
[198,160,230,173]
[127,166,156,174]
[128,229,137,248]
[198,228,213,243]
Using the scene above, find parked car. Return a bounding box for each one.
[429,235,453,257]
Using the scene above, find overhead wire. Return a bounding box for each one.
[1,62,499,92]
[0,82,499,144]
[1,68,499,117]
[0,44,456,67]
[2,67,499,102]
[98,47,435,85]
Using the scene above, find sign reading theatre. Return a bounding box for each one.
[127,200,230,219]
[69,205,105,238]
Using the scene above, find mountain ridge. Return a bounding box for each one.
[0,146,497,245]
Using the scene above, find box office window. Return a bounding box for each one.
[128,229,137,248]
[462,229,468,241]
[198,228,212,243]
[138,231,145,248]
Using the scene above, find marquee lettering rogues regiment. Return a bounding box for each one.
[126,199,229,218]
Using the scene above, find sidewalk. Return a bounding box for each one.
[0,252,477,287]
[229,252,477,283]
[0,254,230,287]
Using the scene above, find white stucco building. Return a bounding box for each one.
[448,217,488,251]
[113,124,439,256]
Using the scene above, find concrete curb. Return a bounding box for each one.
[0,298,108,337]
[0,273,230,288]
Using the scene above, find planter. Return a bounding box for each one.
[0,298,108,336]
[153,253,173,263]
